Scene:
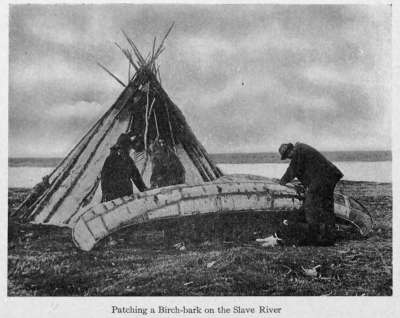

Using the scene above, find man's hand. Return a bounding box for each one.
[273,178,286,185]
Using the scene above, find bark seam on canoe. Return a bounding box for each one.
[95,180,285,211]
[99,215,110,232]
[83,219,96,239]
[80,190,289,224]
[67,181,290,224]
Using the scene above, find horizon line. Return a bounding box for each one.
[8,149,392,159]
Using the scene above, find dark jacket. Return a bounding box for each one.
[150,143,185,188]
[280,143,343,187]
[101,148,147,202]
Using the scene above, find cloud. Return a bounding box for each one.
[178,34,235,71]
[46,101,106,119]
[28,16,79,47]
[240,23,313,53]
[11,55,90,88]
[302,65,346,86]
[287,94,337,111]
[8,4,392,156]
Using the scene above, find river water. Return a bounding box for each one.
[8,161,391,188]
[219,161,392,183]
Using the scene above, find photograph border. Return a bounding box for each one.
[1,0,398,317]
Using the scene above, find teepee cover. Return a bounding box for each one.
[18,27,222,227]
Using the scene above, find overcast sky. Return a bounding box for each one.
[9,4,391,157]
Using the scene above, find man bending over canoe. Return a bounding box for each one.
[278,142,343,246]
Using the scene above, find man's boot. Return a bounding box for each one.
[315,223,336,246]
[305,223,321,246]
[277,220,310,246]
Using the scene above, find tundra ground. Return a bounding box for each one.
[8,180,391,296]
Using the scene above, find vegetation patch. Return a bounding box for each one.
[8,181,392,296]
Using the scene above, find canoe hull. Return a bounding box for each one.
[72,175,373,251]
[72,177,302,251]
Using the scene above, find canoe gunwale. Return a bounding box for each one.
[80,190,299,224]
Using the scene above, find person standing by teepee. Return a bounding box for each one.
[101,133,147,202]
[150,138,185,188]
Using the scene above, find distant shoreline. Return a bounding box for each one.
[9,150,392,167]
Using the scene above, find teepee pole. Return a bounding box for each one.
[157,65,162,84]
[97,62,126,87]
[148,97,156,118]
[140,85,150,175]
[153,22,174,60]
[182,143,209,181]
[151,36,157,70]
[121,30,146,66]
[144,86,149,152]
[191,144,215,180]
[128,60,131,82]
[154,111,160,139]
[165,103,176,151]
[115,42,139,71]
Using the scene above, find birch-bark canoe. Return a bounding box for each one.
[72,177,302,251]
[72,174,373,251]
[333,193,373,236]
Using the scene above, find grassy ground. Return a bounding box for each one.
[8,180,392,296]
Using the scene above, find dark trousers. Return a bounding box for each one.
[304,180,336,226]
[279,178,339,246]
[101,183,133,202]
[304,179,338,245]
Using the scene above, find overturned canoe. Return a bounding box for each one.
[72,176,302,251]
[72,175,373,251]
[333,193,373,236]
[199,174,373,236]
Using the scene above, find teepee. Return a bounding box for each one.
[17,25,223,227]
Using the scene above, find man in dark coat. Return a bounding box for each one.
[278,142,343,246]
[150,139,185,188]
[101,133,147,202]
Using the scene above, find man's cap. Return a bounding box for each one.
[116,133,134,149]
[278,143,294,160]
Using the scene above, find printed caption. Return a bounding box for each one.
[111,305,282,315]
